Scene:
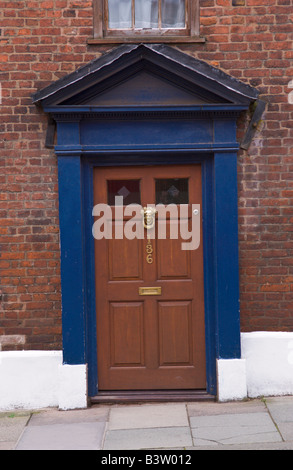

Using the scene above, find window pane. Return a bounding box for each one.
[156,178,189,204]
[108,180,141,205]
[135,0,158,29]
[108,0,132,29]
[161,0,185,28]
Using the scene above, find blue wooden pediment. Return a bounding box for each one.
[32,44,259,110]
[65,70,216,107]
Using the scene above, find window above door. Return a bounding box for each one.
[90,0,204,44]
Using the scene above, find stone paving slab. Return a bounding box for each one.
[15,421,106,450]
[108,403,188,430]
[265,396,293,423]
[185,441,293,450]
[187,399,267,417]
[0,412,31,450]
[265,397,293,442]
[274,423,293,442]
[190,411,273,427]
[192,427,281,446]
[28,406,110,426]
[103,426,193,450]
[190,412,282,446]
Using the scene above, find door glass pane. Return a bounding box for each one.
[156,178,189,204]
[108,0,132,29]
[161,0,186,28]
[135,0,158,28]
[107,180,141,205]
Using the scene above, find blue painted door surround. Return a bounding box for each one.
[33,44,259,397]
[56,125,240,397]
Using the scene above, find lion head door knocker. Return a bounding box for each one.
[141,206,157,230]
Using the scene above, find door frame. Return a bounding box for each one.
[76,148,240,398]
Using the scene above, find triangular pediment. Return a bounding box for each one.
[71,71,214,106]
[62,67,228,107]
[32,44,259,109]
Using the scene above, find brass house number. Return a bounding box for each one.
[146,236,153,264]
[142,207,157,264]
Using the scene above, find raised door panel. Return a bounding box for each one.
[110,302,145,367]
[156,230,191,279]
[158,301,193,366]
[109,234,143,280]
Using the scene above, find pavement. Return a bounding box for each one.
[1,396,293,451]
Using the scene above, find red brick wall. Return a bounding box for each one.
[0,0,292,350]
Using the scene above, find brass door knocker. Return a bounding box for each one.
[141,206,157,230]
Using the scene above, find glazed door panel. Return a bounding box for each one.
[94,165,206,390]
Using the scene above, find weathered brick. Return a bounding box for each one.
[0,0,292,349]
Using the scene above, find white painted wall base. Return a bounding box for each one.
[0,351,62,411]
[241,331,293,398]
[1,331,293,410]
[0,351,88,411]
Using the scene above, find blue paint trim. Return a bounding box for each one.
[82,160,98,396]
[53,115,240,156]
[44,105,248,114]
[55,144,240,155]
[85,152,208,168]
[201,156,217,395]
[57,122,80,146]
[214,119,237,144]
[80,119,213,147]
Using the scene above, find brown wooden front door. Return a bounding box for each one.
[94,164,206,391]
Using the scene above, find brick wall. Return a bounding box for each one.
[0,0,292,350]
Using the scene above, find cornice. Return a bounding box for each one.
[50,108,245,122]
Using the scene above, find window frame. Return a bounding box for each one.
[91,0,202,43]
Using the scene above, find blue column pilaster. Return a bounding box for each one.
[56,120,86,365]
[213,151,241,359]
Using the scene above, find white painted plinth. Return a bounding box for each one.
[58,363,88,410]
[217,358,247,402]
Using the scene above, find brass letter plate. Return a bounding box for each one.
[139,287,162,296]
